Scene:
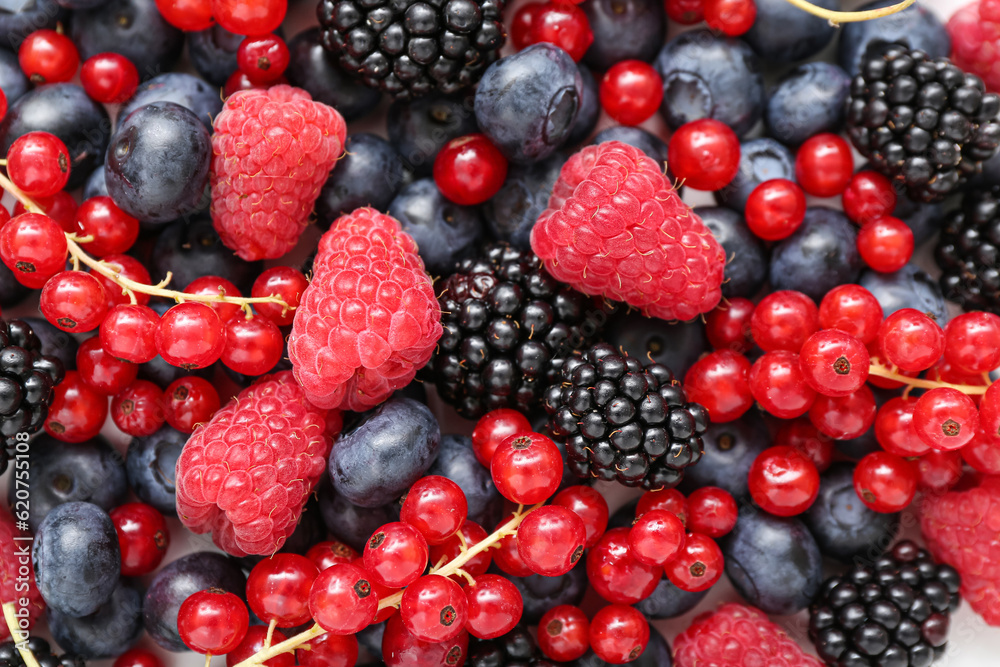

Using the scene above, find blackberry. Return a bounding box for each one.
[468,626,558,667]
[543,343,708,490]
[0,638,85,667]
[934,184,1000,313]
[0,319,64,443]
[808,540,961,667]
[431,243,613,420]
[846,44,1000,202]
[317,0,506,99]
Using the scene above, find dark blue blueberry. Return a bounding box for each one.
[0,48,27,106]
[33,501,121,618]
[839,0,950,75]
[635,575,707,619]
[117,73,223,132]
[329,397,441,508]
[47,580,143,659]
[316,133,405,226]
[0,0,65,51]
[765,63,851,147]
[150,217,262,294]
[389,178,484,275]
[475,43,583,163]
[71,0,184,81]
[604,312,708,379]
[7,434,126,532]
[893,193,942,247]
[187,25,244,86]
[592,126,667,164]
[125,424,186,516]
[143,552,247,651]
[722,509,823,615]
[805,462,900,563]
[0,83,110,189]
[744,0,836,62]
[82,164,110,200]
[286,27,382,123]
[573,625,672,667]
[770,207,863,302]
[427,435,501,527]
[387,92,477,176]
[859,263,949,323]
[22,318,76,371]
[581,0,665,71]
[696,206,768,299]
[566,63,600,146]
[679,410,770,500]
[483,151,565,251]
[508,563,587,623]
[654,30,764,137]
[715,137,794,213]
[318,483,399,552]
[0,261,30,308]
[106,102,211,224]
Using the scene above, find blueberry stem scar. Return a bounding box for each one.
[2,601,42,667]
[782,0,915,24]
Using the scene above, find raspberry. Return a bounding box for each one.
[288,208,442,412]
[210,85,347,261]
[921,475,1000,625]
[0,511,44,640]
[175,371,335,557]
[531,141,726,322]
[949,0,1000,93]
[673,603,824,667]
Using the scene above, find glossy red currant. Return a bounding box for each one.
[916,449,963,494]
[774,418,835,473]
[471,408,531,467]
[110,502,170,577]
[44,370,108,443]
[363,522,429,589]
[798,329,870,397]
[551,484,609,548]
[77,336,137,396]
[750,290,819,353]
[308,562,379,634]
[853,451,918,513]
[433,134,508,206]
[748,445,820,516]
[400,475,468,545]
[599,60,663,126]
[627,509,685,567]
[381,613,468,667]
[251,266,308,326]
[80,53,139,104]
[177,589,249,655]
[18,30,79,84]
[491,432,563,505]
[913,387,979,451]
[226,626,294,667]
[516,505,587,576]
[40,271,108,333]
[665,0,705,23]
[842,170,896,224]
[664,532,724,592]
[7,131,71,198]
[162,376,220,433]
[686,487,738,538]
[464,574,522,640]
[401,574,468,643]
[874,396,931,457]
[0,212,68,288]
[589,604,649,664]
[92,254,152,309]
[247,553,319,628]
[492,519,534,578]
[683,349,753,423]
[943,311,1000,374]
[212,0,286,35]
[857,216,913,273]
[237,34,290,85]
[295,632,359,667]
[538,605,589,662]
[13,191,76,230]
[100,304,160,363]
[156,302,226,369]
[111,380,166,437]
[795,133,854,197]
[877,308,944,372]
[744,178,807,241]
[818,284,884,344]
[636,488,687,525]
[430,521,492,577]
[586,527,661,604]
[668,119,741,191]
[527,1,594,61]
[748,350,817,419]
[510,2,543,49]
[809,386,877,440]
[69,196,140,257]
[705,297,755,353]
[221,314,283,376]
[113,649,164,667]
[306,540,360,571]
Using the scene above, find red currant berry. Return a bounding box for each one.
[212,0,286,35]
[748,350,817,419]
[156,0,215,30]
[980,380,1000,439]
[491,432,563,504]
[704,0,757,34]
[226,626,293,667]
[516,505,587,576]
[853,451,917,513]
[237,34,290,85]
[943,311,1000,374]
[538,605,589,662]
[510,2,543,49]
[401,475,468,545]
[307,540,360,571]
[913,387,979,451]
[599,60,663,126]
[0,89,6,122]
[818,284,884,344]
[492,519,534,577]
[464,574,522,640]
[221,314,283,376]
[18,30,78,84]
[798,329,870,397]
[748,445,820,516]
[77,335,137,395]
[401,574,468,643]
[247,553,319,628]
[430,521,492,577]
[308,562,379,633]
[683,349,753,423]
[809,386,877,440]
[877,308,944,372]
[40,271,108,333]
[664,532,724,592]
[7,131,71,198]
[363,522,429,589]
[251,266,308,326]
[636,488,687,525]
[744,178,806,241]
[586,527,661,604]
[295,632,359,667]
[685,487,738,538]
[627,509,685,567]
[916,449,963,494]
[705,297,754,353]
[857,215,913,273]
[80,53,139,104]
[92,254,152,309]
[751,290,819,353]
[12,192,73,231]
[183,276,243,323]
[665,0,704,23]
[795,133,854,197]
[110,502,169,577]
[162,376,220,433]
[433,134,508,206]
[842,171,896,225]
[177,589,249,654]
[0,213,68,288]
[113,649,163,667]
[927,357,992,399]
[381,613,468,667]
[774,418,834,473]
[668,119,741,191]
[45,370,108,443]
[471,408,531,467]
[111,380,165,437]
[156,302,226,369]
[70,196,139,257]
[100,304,160,363]
[551,484,609,548]
[527,1,594,61]
[962,426,1000,474]
[874,396,930,457]
[589,604,649,664]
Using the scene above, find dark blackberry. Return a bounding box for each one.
[316,0,506,99]
[543,343,708,490]
[846,44,1000,202]
[0,319,64,443]
[0,639,85,667]
[468,626,558,667]
[808,540,961,667]
[431,243,613,419]
[934,184,1000,313]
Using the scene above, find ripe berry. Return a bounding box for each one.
[636,488,687,524]
[401,574,468,643]
[162,376,221,433]
[589,604,649,664]
[798,329,870,397]
[251,266,308,326]
[962,427,1000,474]
[913,387,979,451]
[809,386,877,440]
[551,485,609,548]
[44,370,108,443]
[744,179,807,241]
[363,522,429,589]
[492,519,534,577]
[665,0,704,23]
[40,271,108,333]
[516,505,587,576]
[247,553,319,628]
[627,509,685,566]
[76,335,137,395]
[818,284,884,344]
[18,29,79,84]
[100,304,160,363]
[110,502,170,577]
[751,290,819,353]
[92,254,152,309]
[842,171,897,224]
[471,409,531,467]
[156,0,214,30]
[111,380,166,437]
[875,396,931,458]
[668,119,741,191]
[586,527,661,604]
[227,626,294,667]
[704,0,756,34]
[237,34,290,85]
[308,562,379,634]
[184,275,243,323]
[464,574,522,640]
[686,487,738,538]
[381,613,469,667]
[748,351,817,419]
[307,540,360,571]
[877,308,944,372]
[774,418,834,472]
[490,432,563,505]
[113,649,163,667]
[916,449,963,494]
[510,2,542,49]
[748,445,820,517]
[853,451,918,513]
[212,0,287,35]
[538,605,589,662]
[156,302,226,369]
[664,532,724,592]
[527,2,594,61]
[705,297,755,353]
[857,216,914,272]
[795,133,854,197]
[433,134,508,206]
[70,196,140,258]
[13,191,76,230]
[0,212,68,288]
[295,632,359,667]
[943,311,1000,374]
[177,589,250,654]
[221,314,283,376]
[7,131,71,198]
[683,349,753,423]
[80,53,140,104]
[430,521,492,577]
[599,60,663,126]
[400,475,468,545]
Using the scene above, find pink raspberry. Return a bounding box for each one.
[674,603,824,667]
[288,207,442,412]
[175,371,335,556]
[948,0,1000,93]
[531,141,726,322]
[921,475,1000,625]
[210,85,347,261]
[0,511,44,640]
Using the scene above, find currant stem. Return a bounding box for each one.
[2,602,42,667]
[868,361,991,395]
[781,0,915,23]
[233,624,326,667]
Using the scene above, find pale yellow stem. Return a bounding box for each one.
[868,362,990,395]
[781,0,915,23]
[2,602,42,667]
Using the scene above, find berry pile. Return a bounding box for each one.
[0,638,83,667]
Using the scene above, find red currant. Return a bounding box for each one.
[92,254,152,309]
[664,532,724,592]
[685,487,738,538]
[913,387,979,451]
[748,350,817,419]
[490,432,563,504]
[156,0,214,30]
[538,605,589,662]
[226,626,293,667]
[527,1,594,61]
[492,518,534,577]
[110,502,169,577]
[683,349,753,423]
[212,0,286,35]
[877,308,944,372]
[247,553,319,628]
[45,370,108,443]
[636,488,687,525]
[13,191,76,230]
[7,131,71,198]
[916,449,963,494]
[162,376,220,433]
[40,271,108,333]
[857,215,913,273]
[381,613,468,667]
[400,475,468,545]
[77,335,137,395]
[112,380,165,437]
[798,329,870,397]
[818,284,884,344]
[668,119,741,191]
[516,505,587,576]
[853,451,917,513]
[295,632,358,667]
[113,649,163,667]
[307,540,360,571]
[705,297,754,353]
[809,386,877,440]
[0,213,68,288]
[18,30,79,84]
[979,380,1000,440]
[237,34,290,85]
[433,134,508,205]
[100,304,160,363]
[308,562,379,633]
[665,0,704,23]
[177,589,249,654]
[874,396,930,457]
[471,408,531,467]
[842,170,896,224]
[430,521,492,577]
[551,484,609,548]
[221,314,283,376]
[774,418,834,472]
[510,2,543,49]
[464,574,522,640]
[751,289,819,353]
[589,604,649,664]
[795,133,854,197]
[251,266,308,326]
[744,178,806,241]
[80,53,139,104]
[599,60,663,126]
[627,509,685,567]
[156,302,226,369]
[401,574,468,643]
[183,276,243,323]
[586,527,661,604]
[748,445,820,516]
[704,0,757,35]
[962,426,1000,474]
[70,196,139,257]
[363,522,429,589]
[943,311,1000,374]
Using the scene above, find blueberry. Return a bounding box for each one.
[82,165,109,200]
[187,25,244,86]
[318,483,400,552]
[566,63,600,146]
[427,435,501,527]
[70,0,184,81]
[604,312,708,379]
[125,424,185,516]
[483,151,565,251]
[143,552,247,651]
[286,27,382,123]
[696,206,768,299]
[722,509,823,615]
[117,73,223,132]
[765,63,851,147]
[22,318,78,371]
[574,625,672,666]
[635,575,708,619]
[893,194,942,247]
[592,126,668,164]
[390,178,484,274]
[0,262,30,309]
[715,138,794,213]
[33,502,121,618]
[679,410,770,500]
[47,580,143,659]
[581,0,665,71]
[7,435,126,532]
[0,0,65,51]
[744,0,836,62]
[328,397,441,507]
[859,263,949,324]
[770,207,863,302]
[150,217,263,294]
[0,83,111,189]
[316,133,406,226]
[0,48,27,106]
[508,563,587,623]
[387,92,478,176]
[805,462,900,563]
[106,102,211,224]
[654,29,764,137]
[475,43,583,163]
[839,0,950,76]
